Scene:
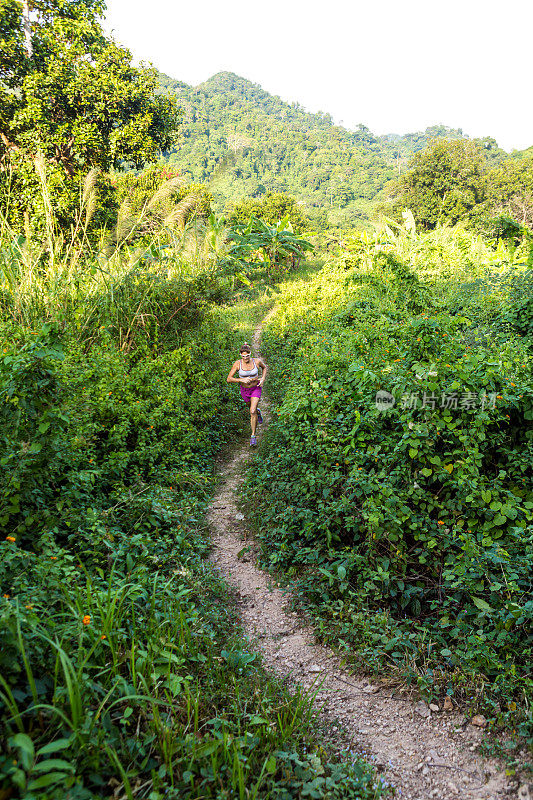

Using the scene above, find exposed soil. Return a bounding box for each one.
[208,321,522,800]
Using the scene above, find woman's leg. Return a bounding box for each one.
[249,395,259,435]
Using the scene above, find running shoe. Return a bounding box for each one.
[250,436,257,447]
[257,408,263,425]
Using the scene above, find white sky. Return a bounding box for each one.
[104,0,532,153]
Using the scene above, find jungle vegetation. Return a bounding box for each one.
[0,3,532,797]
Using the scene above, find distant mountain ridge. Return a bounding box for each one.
[155,71,489,221]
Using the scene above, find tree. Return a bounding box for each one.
[225,193,308,234]
[225,215,313,278]
[485,154,533,229]
[336,185,355,208]
[0,0,178,229]
[381,139,487,229]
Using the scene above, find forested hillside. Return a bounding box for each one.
[157,72,475,224]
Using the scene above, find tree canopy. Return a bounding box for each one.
[487,153,533,229]
[379,137,533,233]
[225,193,308,234]
[381,139,487,229]
[0,0,178,228]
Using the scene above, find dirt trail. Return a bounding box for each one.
[208,320,516,800]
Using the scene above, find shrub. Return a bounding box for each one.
[247,231,533,743]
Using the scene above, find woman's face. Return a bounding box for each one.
[240,350,251,362]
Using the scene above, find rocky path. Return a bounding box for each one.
[208,321,518,800]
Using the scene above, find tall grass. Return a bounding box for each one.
[0,564,340,797]
[0,162,228,345]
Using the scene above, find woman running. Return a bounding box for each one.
[227,342,268,447]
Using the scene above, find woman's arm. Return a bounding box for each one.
[227,361,242,384]
[257,358,268,386]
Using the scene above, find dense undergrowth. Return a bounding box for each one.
[247,222,533,753]
[0,204,387,798]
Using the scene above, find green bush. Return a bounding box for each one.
[0,279,389,798]
[247,231,533,744]
[0,317,239,554]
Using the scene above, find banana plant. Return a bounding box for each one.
[224,215,312,276]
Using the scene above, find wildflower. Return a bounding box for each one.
[50,556,57,560]
[5,536,16,543]
[25,604,34,609]
[82,615,91,625]
[101,634,106,640]
[3,594,10,599]
[437,520,444,525]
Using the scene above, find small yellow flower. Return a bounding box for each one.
[3,594,10,599]
[437,520,444,525]
[82,615,91,625]
[5,536,16,543]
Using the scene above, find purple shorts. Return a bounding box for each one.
[240,385,262,403]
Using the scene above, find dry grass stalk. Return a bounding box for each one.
[34,152,55,263]
[82,168,99,228]
[163,194,201,230]
[147,176,185,210]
